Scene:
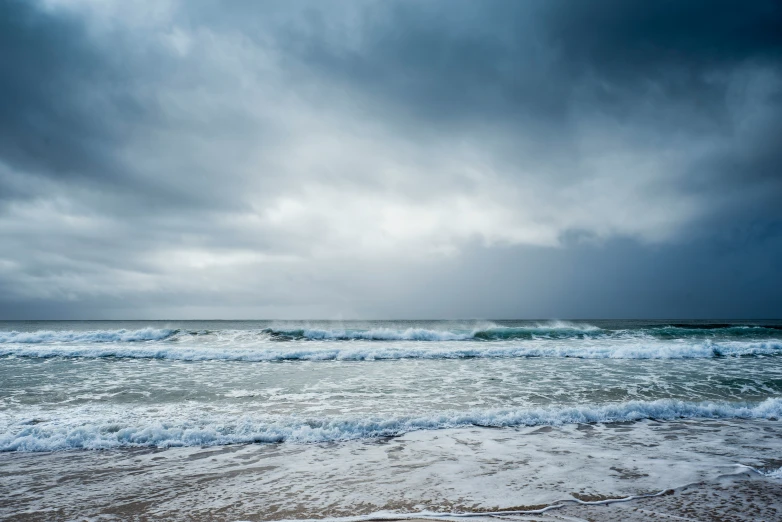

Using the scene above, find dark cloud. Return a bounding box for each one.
[279,1,566,131]
[278,0,782,234]
[541,0,782,135]
[396,234,782,320]
[0,1,137,188]
[280,0,782,125]
[545,0,782,69]
[0,0,780,319]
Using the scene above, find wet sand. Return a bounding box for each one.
[2,418,782,521]
[388,472,782,521]
[535,473,782,521]
[3,472,780,521]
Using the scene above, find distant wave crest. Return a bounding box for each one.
[2,340,782,361]
[0,328,177,344]
[3,398,781,452]
[3,322,781,346]
[263,321,601,341]
[2,322,782,362]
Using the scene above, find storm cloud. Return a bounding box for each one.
[0,0,780,319]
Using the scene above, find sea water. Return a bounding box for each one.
[2,320,782,519]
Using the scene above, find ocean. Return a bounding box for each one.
[2,320,782,520]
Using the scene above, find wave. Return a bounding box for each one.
[0,328,177,344]
[264,327,472,341]
[648,325,782,339]
[2,322,781,345]
[3,397,781,452]
[262,321,602,341]
[266,324,782,341]
[0,324,598,344]
[2,339,781,361]
[667,323,782,330]
[762,467,782,479]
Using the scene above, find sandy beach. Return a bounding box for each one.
[3,461,780,521]
[3,417,782,521]
[3,0,782,518]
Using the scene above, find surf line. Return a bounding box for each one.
[258,488,675,522]
[264,467,771,522]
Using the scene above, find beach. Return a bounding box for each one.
[4,0,782,518]
[3,417,782,520]
[2,320,782,520]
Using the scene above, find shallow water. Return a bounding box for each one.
[2,418,782,520]
[2,320,782,519]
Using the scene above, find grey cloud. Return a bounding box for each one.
[274,0,782,235]
[545,0,782,69]
[0,0,275,216]
[278,1,782,126]
[0,0,780,319]
[0,1,140,189]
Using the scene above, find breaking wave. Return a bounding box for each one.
[0,328,177,344]
[2,322,781,346]
[262,321,601,341]
[3,398,781,452]
[762,467,782,479]
[2,322,782,361]
[2,340,782,361]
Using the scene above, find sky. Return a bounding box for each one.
[1,0,781,320]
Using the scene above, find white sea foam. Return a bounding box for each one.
[2,398,781,452]
[274,327,473,341]
[763,467,782,479]
[2,322,781,345]
[0,322,605,344]
[0,328,176,344]
[1,339,781,360]
[263,321,603,340]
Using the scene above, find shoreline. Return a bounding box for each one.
[266,469,780,522]
[3,419,782,520]
[5,471,780,521]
